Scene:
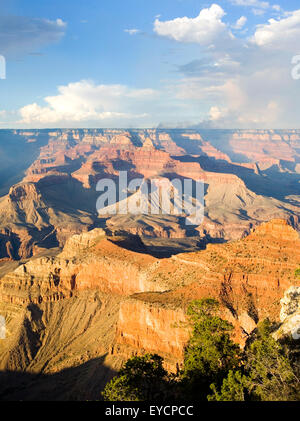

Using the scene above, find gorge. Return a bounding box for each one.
[0,129,300,400]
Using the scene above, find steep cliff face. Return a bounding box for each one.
[228,131,300,163]
[114,292,258,369]
[115,298,190,365]
[0,234,166,306]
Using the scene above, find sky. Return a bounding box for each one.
[0,0,300,129]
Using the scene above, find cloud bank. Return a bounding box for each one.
[153,4,300,128]
[18,81,157,127]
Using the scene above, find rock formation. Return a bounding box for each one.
[0,219,300,397]
[273,286,300,341]
[0,129,300,260]
[0,128,300,399]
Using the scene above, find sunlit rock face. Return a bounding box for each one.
[275,286,300,341]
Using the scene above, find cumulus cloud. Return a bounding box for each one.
[9,78,213,129]
[17,80,158,127]
[157,4,300,128]
[0,16,66,56]
[253,9,300,50]
[173,44,300,128]
[154,4,233,46]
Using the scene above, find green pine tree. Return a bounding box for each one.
[180,299,240,400]
[209,370,248,401]
[209,319,300,401]
[102,354,172,401]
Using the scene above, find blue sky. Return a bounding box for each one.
[0,0,300,128]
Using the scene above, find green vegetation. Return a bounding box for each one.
[295,268,300,277]
[209,370,248,401]
[209,319,300,401]
[102,354,173,401]
[180,298,240,400]
[102,299,300,402]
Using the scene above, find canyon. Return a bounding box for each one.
[0,129,300,260]
[0,219,300,399]
[0,129,300,400]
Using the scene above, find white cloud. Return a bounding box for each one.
[17,81,157,127]
[154,4,233,46]
[124,29,140,35]
[233,16,247,29]
[230,0,281,12]
[151,3,300,129]
[173,48,300,129]
[253,9,300,50]
[55,18,66,27]
[209,106,228,121]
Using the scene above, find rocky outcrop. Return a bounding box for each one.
[247,219,300,241]
[273,286,300,340]
[0,232,167,305]
[114,219,300,361]
[60,228,106,257]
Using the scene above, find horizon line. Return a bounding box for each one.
[1,128,300,132]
